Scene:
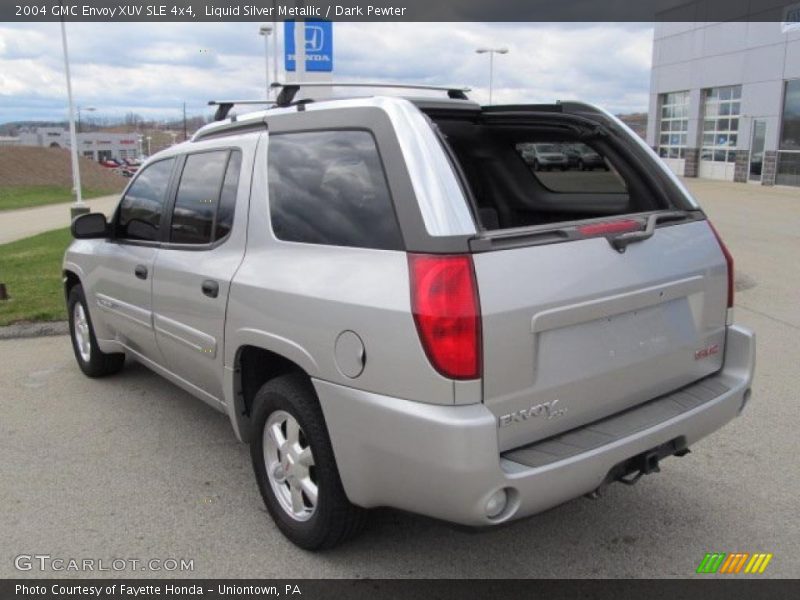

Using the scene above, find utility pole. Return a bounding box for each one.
[182,102,187,141]
[59,11,88,219]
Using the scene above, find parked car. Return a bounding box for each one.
[562,143,609,170]
[527,143,569,171]
[64,85,755,550]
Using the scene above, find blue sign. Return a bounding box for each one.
[285,20,333,72]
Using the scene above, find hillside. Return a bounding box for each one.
[0,146,126,190]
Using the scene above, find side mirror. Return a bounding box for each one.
[71,213,109,239]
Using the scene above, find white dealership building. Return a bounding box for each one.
[646,17,800,186]
[18,127,140,161]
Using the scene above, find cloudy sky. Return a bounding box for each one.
[0,22,654,124]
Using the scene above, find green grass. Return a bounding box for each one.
[0,227,71,326]
[0,186,117,211]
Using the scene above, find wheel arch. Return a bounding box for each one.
[63,268,82,301]
[232,344,315,443]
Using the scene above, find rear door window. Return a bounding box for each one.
[116,158,175,241]
[170,150,241,245]
[267,131,403,250]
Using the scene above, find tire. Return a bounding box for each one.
[578,160,585,171]
[67,285,125,378]
[533,160,540,171]
[250,373,365,550]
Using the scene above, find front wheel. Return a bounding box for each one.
[68,285,125,377]
[250,373,365,550]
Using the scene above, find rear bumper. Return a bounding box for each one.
[315,325,755,526]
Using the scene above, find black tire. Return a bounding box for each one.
[578,160,585,171]
[250,373,365,550]
[533,160,540,171]
[67,285,125,378]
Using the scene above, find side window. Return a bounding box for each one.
[170,150,235,245]
[214,150,242,241]
[268,131,403,250]
[117,158,174,241]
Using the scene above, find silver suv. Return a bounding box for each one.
[64,83,756,549]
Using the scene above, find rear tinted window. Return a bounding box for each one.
[170,150,241,245]
[117,158,175,241]
[268,131,403,250]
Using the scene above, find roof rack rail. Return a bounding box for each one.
[270,82,471,107]
[208,100,275,122]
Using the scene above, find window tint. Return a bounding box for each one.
[117,158,174,241]
[268,131,403,250]
[171,151,229,244]
[215,150,241,240]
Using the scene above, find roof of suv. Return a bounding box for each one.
[191,94,481,142]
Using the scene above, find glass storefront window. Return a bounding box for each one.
[658,91,690,159]
[779,79,800,151]
[701,85,742,163]
[776,79,800,186]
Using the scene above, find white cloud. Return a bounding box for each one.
[0,22,653,122]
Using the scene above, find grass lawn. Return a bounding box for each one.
[0,186,117,212]
[0,227,71,326]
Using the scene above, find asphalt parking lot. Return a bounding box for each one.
[1,179,798,578]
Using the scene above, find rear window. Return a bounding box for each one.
[437,118,667,231]
[267,130,403,250]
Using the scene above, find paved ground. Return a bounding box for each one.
[0,179,798,578]
[0,195,119,244]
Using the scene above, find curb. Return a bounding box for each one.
[0,320,69,340]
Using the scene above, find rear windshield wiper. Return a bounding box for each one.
[610,210,690,253]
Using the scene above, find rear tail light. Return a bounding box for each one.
[408,254,482,380]
[708,221,734,308]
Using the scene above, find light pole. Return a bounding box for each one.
[146,136,152,156]
[259,24,273,99]
[475,47,509,105]
[77,106,95,134]
[59,16,87,217]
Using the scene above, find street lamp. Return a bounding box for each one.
[259,24,273,100]
[77,106,95,134]
[146,135,152,156]
[475,47,509,105]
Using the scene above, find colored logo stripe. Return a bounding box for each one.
[697,553,726,574]
[697,552,773,574]
[744,553,773,574]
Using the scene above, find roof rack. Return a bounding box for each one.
[208,100,275,122]
[206,83,471,121]
[270,82,471,107]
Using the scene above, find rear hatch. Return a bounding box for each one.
[473,218,728,451]
[430,105,730,451]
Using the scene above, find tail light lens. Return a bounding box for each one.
[708,221,734,308]
[408,254,481,380]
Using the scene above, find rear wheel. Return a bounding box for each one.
[250,373,365,550]
[68,285,125,377]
